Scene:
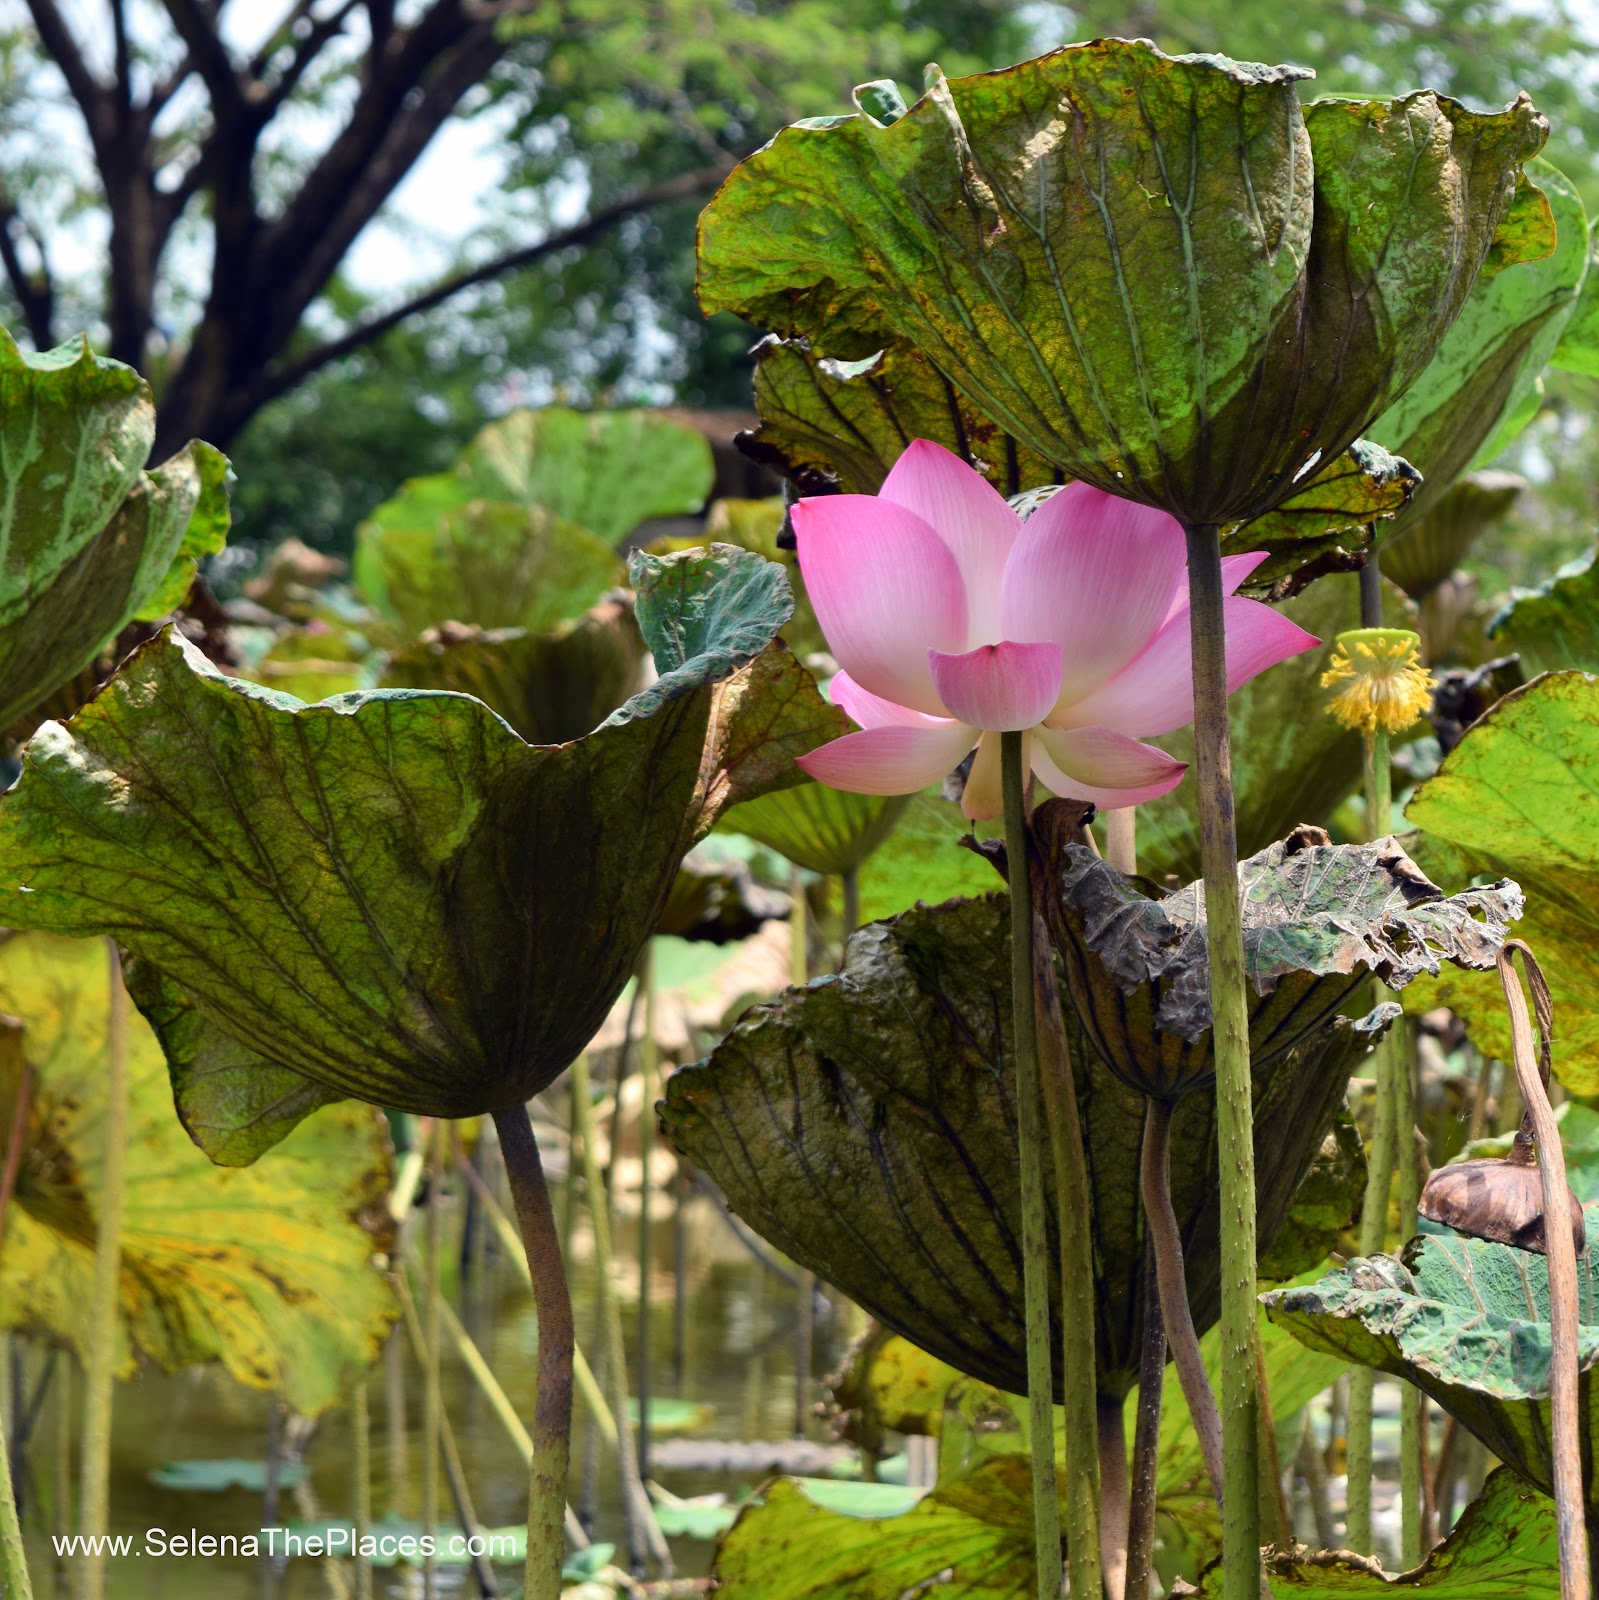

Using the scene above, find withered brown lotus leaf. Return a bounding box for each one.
[1421,1128,1586,1257]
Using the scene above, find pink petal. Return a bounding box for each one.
[998,483,1187,703]
[1032,725,1189,808]
[796,723,976,797]
[880,440,1020,642]
[927,640,1063,732]
[793,493,968,715]
[960,730,1005,821]
[1056,597,1319,738]
[830,670,954,730]
[1160,550,1271,627]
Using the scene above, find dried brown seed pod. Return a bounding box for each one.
[1418,1124,1586,1257]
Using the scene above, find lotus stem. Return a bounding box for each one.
[570,1056,673,1576]
[76,942,129,1600]
[1396,1019,1424,1568]
[384,1326,407,1520]
[1295,1410,1336,1550]
[352,1378,372,1600]
[637,944,657,1485]
[1498,944,1588,1600]
[790,869,815,1440]
[52,1354,70,1591]
[423,1120,443,1600]
[1252,1324,1292,1545]
[1030,897,1101,1593]
[1000,729,1064,1600]
[841,867,861,944]
[492,1100,575,1600]
[1346,1026,1398,1553]
[1098,1398,1130,1600]
[1139,1097,1224,1505]
[1183,523,1261,1595]
[0,1062,30,1253]
[0,1340,32,1600]
[1360,552,1383,629]
[1104,808,1137,876]
[1123,1242,1163,1600]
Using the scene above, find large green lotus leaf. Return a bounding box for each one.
[379,599,647,744]
[245,618,370,703]
[742,335,1063,497]
[1381,471,1525,603]
[1188,1467,1555,1596]
[1041,823,1520,1099]
[1403,671,1599,1090]
[1551,216,1599,378]
[0,547,807,1152]
[662,894,1369,1399]
[719,784,908,877]
[0,933,396,1414]
[1490,549,1599,675]
[353,497,623,636]
[456,406,715,547]
[854,794,1004,923]
[1263,1224,1599,1504]
[712,1457,1033,1600]
[697,40,1547,543]
[0,331,230,728]
[1367,159,1588,539]
[1134,576,1416,885]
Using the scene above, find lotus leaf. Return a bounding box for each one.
[662,894,1371,1398]
[0,331,229,730]
[1490,551,1599,675]
[0,933,396,1415]
[698,40,1549,566]
[0,547,821,1158]
[720,784,908,877]
[1263,1225,1599,1505]
[1381,473,1525,604]
[1040,823,1520,1098]
[1404,671,1599,1090]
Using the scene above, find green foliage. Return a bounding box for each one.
[0,331,229,728]
[1404,672,1599,1090]
[698,40,1546,561]
[1193,1467,1556,1594]
[1263,1225,1599,1503]
[0,549,812,1156]
[1044,824,1518,1099]
[1490,547,1599,674]
[719,785,908,877]
[0,933,396,1416]
[663,894,1369,1398]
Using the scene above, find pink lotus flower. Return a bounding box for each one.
[793,440,1319,820]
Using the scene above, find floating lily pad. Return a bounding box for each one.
[1262,1224,1599,1503]
[0,933,396,1415]
[0,330,229,730]
[150,1459,309,1493]
[0,548,823,1159]
[663,894,1371,1397]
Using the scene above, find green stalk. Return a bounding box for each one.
[423,1121,442,1600]
[791,868,814,1440]
[351,1379,372,1600]
[1396,1017,1423,1568]
[0,1337,32,1600]
[570,1057,672,1576]
[1123,1243,1163,1600]
[1000,730,1064,1600]
[76,943,130,1600]
[636,944,657,1485]
[1183,526,1260,1593]
[492,1101,574,1600]
[1032,905,1102,1595]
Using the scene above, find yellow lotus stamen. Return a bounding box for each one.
[1320,627,1433,736]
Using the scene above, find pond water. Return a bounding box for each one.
[13,1173,855,1598]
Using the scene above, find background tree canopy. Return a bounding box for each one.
[4,0,1597,572]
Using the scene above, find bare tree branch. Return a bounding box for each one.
[110,0,132,115]
[249,163,730,410]
[23,0,108,137]
[0,196,56,351]
[160,0,245,111]
[256,0,364,119]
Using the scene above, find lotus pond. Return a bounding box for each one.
[9,29,1599,1600]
